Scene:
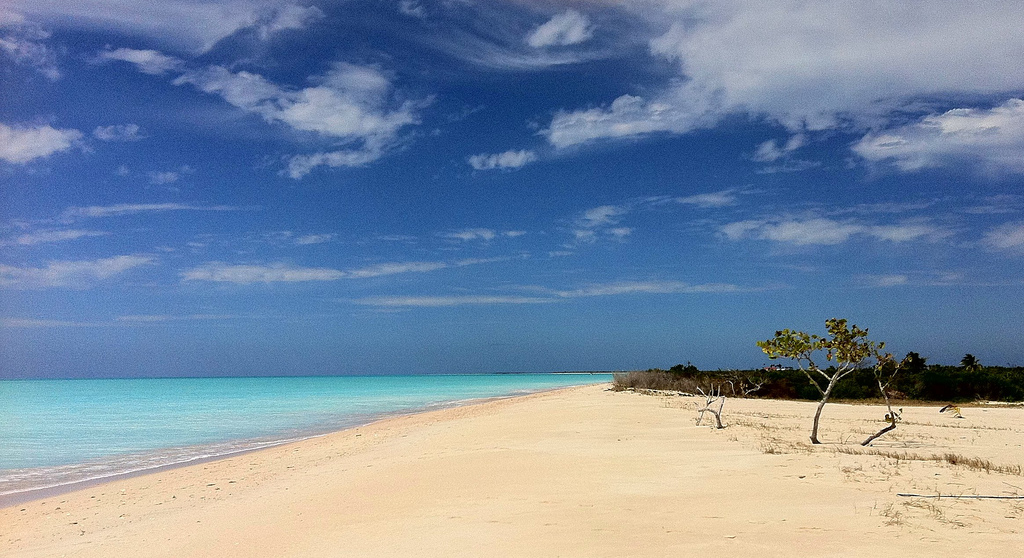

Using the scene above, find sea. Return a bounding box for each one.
[0,374,612,503]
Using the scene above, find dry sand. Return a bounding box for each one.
[2,384,1022,557]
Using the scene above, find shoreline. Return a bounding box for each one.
[0,384,596,509]
[3,384,1021,557]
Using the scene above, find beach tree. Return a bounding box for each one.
[960,353,981,372]
[758,318,884,444]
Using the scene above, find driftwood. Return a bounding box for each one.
[695,385,726,429]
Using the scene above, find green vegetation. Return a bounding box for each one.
[614,361,1024,402]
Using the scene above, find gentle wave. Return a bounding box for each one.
[0,375,611,501]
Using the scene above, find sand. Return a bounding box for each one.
[2,384,1022,557]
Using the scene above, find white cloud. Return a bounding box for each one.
[721,217,946,245]
[93,124,143,141]
[96,47,182,75]
[60,203,243,220]
[853,99,1024,173]
[1,229,108,246]
[467,149,538,171]
[0,255,154,288]
[0,122,82,164]
[547,2,1024,152]
[174,62,424,178]
[983,222,1024,250]
[526,10,593,48]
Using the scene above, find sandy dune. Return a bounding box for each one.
[2,384,1022,557]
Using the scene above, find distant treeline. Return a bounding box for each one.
[615,362,1024,402]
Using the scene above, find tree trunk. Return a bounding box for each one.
[810,398,826,444]
[861,420,897,446]
[862,378,898,446]
[810,381,837,444]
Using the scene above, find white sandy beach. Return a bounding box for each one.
[2,384,1022,557]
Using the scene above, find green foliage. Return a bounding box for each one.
[757,318,884,395]
[960,353,981,372]
[647,364,1024,402]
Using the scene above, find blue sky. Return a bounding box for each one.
[2,0,1023,378]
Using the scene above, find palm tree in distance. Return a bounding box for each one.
[960,353,981,372]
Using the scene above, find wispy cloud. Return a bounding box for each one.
[60,203,245,220]
[344,261,447,279]
[398,1,426,19]
[572,204,629,243]
[93,124,143,142]
[0,255,154,288]
[181,257,506,284]
[441,229,524,242]
[115,313,235,323]
[721,217,948,245]
[181,262,346,284]
[444,228,497,241]
[96,47,182,75]
[0,229,108,247]
[983,222,1024,250]
[0,317,106,328]
[355,295,552,308]
[13,1,322,53]
[752,134,805,163]
[526,10,594,48]
[353,280,749,308]
[293,233,336,245]
[546,92,709,149]
[0,313,235,328]
[256,4,324,39]
[675,189,741,208]
[552,281,744,298]
[467,149,537,171]
[0,122,82,164]
[0,20,60,80]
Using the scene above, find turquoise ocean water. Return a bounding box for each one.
[0,374,611,500]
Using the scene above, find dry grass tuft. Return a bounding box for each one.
[832,446,1023,475]
[611,371,700,393]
